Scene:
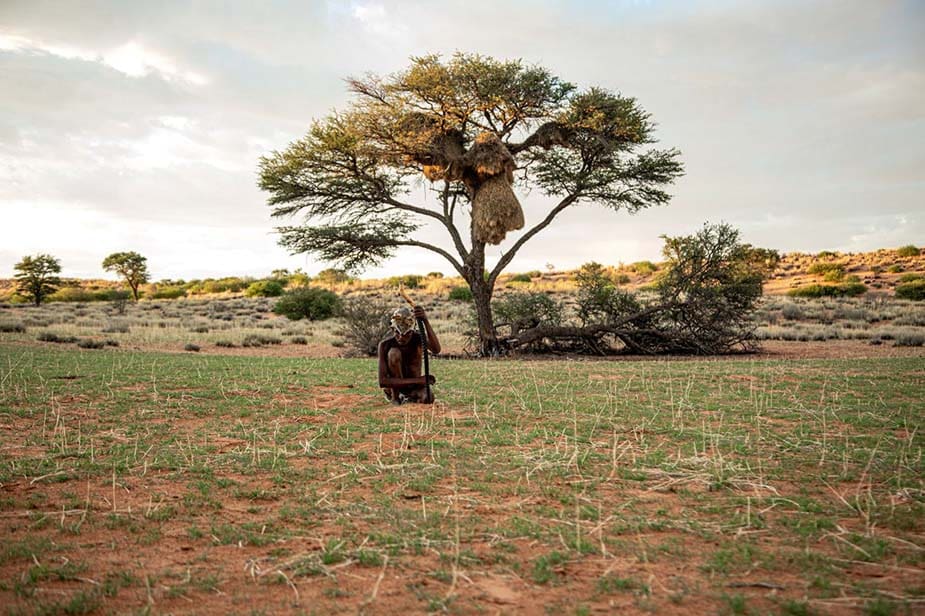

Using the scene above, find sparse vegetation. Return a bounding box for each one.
[896,244,920,257]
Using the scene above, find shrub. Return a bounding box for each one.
[898,273,924,283]
[150,286,187,299]
[315,268,351,286]
[273,287,340,321]
[183,343,201,352]
[896,279,925,301]
[0,321,25,333]
[77,339,106,349]
[630,261,658,275]
[615,273,631,285]
[242,334,282,347]
[808,262,845,278]
[887,264,904,274]
[386,275,422,289]
[290,336,308,345]
[780,304,804,320]
[788,283,867,298]
[526,270,543,279]
[101,322,130,333]
[816,250,837,259]
[492,292,563,334]
[426,272,444,278]
[448,286,473,302]
[509,273,533,283]
[37,332,78,343]
[337,295,393,356]
[897,245,920,257]
[245,280,284,298]
[894,332,925,347]
[215,340,236,348]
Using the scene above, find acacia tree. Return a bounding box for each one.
[14,254,62,306]
[259,54,683,355]
[102,252,149,301]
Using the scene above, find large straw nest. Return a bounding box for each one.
[471,174,524,245]
[464,132,515,182]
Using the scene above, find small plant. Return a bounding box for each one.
[896,244,920,257]
[509,273,533,283]
[273,287,340,321]
[896,279,925,301]
[77,339,106,349]
[886,264,904,274]
[386,274,422,289]
[37,332,78,343]
[290,336,308,345]
[242,334,282,347]
[448,286,473,302]
[215,340,236,348]
[245,280,285,298]
[894,332,924,347]
[0,321,25,333]
[184,343,201,352]
[336,295,392,356]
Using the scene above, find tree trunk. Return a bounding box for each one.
[465,239,502,356]
[471,278,500,356]
[130,284,139,302]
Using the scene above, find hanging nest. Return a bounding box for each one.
[400,120,525,245]
[471,173,524,245]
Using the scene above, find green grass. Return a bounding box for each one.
[0,344,922,613]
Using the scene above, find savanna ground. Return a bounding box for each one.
[1,267,925,615]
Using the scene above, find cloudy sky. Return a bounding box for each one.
[1,0,923,281]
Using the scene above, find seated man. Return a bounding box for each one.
[378,305,441,404]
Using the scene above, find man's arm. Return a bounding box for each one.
[378,339,433,388]
[413,306,442,355]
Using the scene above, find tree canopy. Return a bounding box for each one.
[14,254,62,306]
[102,252,149,301]
[259,53,684,354]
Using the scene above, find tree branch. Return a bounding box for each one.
[489,194,578,284]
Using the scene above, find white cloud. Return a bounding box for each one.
[0,32,207,85]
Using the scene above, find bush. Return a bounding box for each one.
[290,336,308,345]
[37,332,78,343]
[898,273,924,283]
[273,287,340,321]
[808,262,845,278]
[887,264,904,274]
[150,286,187,299]
[245,280,284,298]
[426,272,444,278]
[509,273,533,283]
[215,340,236,348]
[816,250,838,259]
[0,321,25,333]
[788,283,867,298]
[780,304,804,320]
[448,286,473,302]
[337,295,393,356]
[526,270,543,279]
[630,261,658,275]
[386,275,422,289]
[492,292,563,334]
[183,343,201,352]
[896,279,925,301]
[77,339,106,349]
[897,245,920,257]
[242,334,282,347]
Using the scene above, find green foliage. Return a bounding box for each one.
[448,286,473,302]
[314,268,351,286]
[887,264,904,273]
[48,287,130,303]
[575,262,640,326]
[896,244,920,257]
[426,271,444,278]
[630,260,658,275]
[102,251,149,300]
[245,280,285,297]
[788,283,867,298]
[509,273,533,283]
[896,279,925,301]
[898,273,924,283]
[808,262,846,279]
[337,295,393,356]
[386,274,422,289]
[150,285,187,299]
[14,253,62,306]
[492,292,563,333]
[242,334,282,347]
[273,287,340,321]
[816,250,837,259]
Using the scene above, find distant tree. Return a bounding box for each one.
[314,268,351,288]
[14,254,62,306]
[259,53,683,355]
[102,251,149,301]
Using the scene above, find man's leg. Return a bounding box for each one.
[384,347,404,404]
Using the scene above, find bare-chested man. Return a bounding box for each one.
[378,306,441,404]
